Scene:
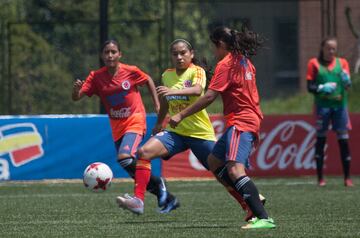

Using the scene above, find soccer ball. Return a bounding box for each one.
[83,162,113,192]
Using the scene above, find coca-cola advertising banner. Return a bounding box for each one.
[162,114,360,178]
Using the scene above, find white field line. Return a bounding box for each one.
[0,177,318,185]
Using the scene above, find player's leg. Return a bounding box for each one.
[149,131,189,213]
[115,133,169,202]
[314,106,330,186]
[333,107,354,187]
[210,127,274,228]
[117,131,183,214]
[117,136,169,214]
[227,131,274,229]
[190,137,262,221]
[208,154,266,221]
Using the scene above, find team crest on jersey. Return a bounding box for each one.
[183,80,192,88]
[245,71,252,80]
[122,80,131,90]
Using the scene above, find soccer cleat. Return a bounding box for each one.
[158,195,180,214]
[344,179,354,187]
[244,194,267,222]
[318,179,326,187]
[241,217,276,229]
[156,177,168,207]
[116,194,144,215]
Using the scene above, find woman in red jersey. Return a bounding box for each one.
[116,39,264,218]
[72,40,178,212]
[306,37,353,187]
[169,26,275,229]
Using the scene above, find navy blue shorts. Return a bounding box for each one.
[315,106,351,136]
[114,132,143,158]
[211,126,255,168]
[153,130,215,170]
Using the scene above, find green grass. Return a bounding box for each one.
[0,177,359,238]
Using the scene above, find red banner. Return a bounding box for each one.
[162,114,360,177]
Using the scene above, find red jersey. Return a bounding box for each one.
[209,53,263,137]
[81,63,148,141]
[306,57,350,81]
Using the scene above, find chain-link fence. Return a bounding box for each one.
[2,0,356,115]
[3,19,163,114]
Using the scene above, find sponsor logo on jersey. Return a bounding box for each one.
[240,57,248,66]
[110,107,131,118]
[165,95,189,101]
[107,91,128,106]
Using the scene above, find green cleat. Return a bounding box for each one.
[241,217,276,229]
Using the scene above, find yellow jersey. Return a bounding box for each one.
[162,64,216,141]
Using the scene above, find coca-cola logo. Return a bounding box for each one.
[256,120,322,171]
[187,119,325,172]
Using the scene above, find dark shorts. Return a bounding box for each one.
[315,106,351,136]
[211,126,255,168]
[153,130,215,170]
[114,132,143,158]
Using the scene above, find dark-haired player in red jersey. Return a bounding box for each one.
[116,39,265,219]
[72,40,178,213]
[306,37,354,187]
[169,26,275,229]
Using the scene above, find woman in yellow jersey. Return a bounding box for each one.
[116,39,263,218]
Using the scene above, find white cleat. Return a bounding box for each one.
[116,193,144,215]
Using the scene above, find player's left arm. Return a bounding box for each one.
[157,67,205,97]
[169,89,219,128]
[340,58,351,89]
[144,77,160,113]
[157,84,203,97]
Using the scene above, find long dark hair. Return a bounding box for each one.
[210,25,264,58]
[318,36,337,64]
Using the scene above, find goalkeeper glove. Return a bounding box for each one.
[317,82,337,94]
[340,70,351,88]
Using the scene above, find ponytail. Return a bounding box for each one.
[210,25,264,58]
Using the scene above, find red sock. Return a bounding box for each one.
[134,159,151,201]
[227,187,249,211]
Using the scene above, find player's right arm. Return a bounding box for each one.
[72,71,97,101]
[72,79,85,101]
[306,59,336,94]
[152,96,169,135]
[306,59,319,94]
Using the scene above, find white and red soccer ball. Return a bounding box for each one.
[83,162,113,192]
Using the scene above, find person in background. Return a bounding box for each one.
[169,26,275,229]
[116,39,264,219]
[306,37,354,187]
[72,39,178,213]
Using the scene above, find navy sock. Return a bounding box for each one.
[338,139,351,179]
[234,176,268,219]
[314,137,326,181]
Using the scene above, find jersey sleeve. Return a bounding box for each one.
[80,71,97,96]
[131,66,149,86]
[306,58,318,81]
[340,58,350,75]
[192,66,206,89]
[208,63,230,92]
